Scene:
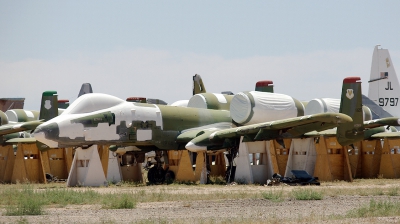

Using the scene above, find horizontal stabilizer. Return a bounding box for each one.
[362,94,394,119]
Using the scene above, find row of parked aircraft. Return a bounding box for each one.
[1,45,399,183]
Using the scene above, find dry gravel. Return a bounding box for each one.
[1,181,400,223]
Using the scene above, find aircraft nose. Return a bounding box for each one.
[33,123,60,148]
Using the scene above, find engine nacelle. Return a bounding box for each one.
[5,109,39,122]
[305,98,372,121]
[188,93,233,110]
[230,91,304,125]
[170,100,189,107]
[0,110,8,125]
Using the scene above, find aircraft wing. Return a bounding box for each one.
[0,120,43,136]
[184,112,352,152]
[370,132,400,138]
[6,137,37,144]
[363,117,400,129]
[176,122,233,143]
[303,117,400,137]
[303,128,337,137]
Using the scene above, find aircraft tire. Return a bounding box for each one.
[148,166,165,184]
[165,170,175,184]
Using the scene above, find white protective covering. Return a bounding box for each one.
[187,93,232,110]
[5,109,38,122]
[305,98,340,115]
[363,106,372,121]
[305,98,372,121]
[230,91,300,125]
[188,94,209,109]
[170,100,189,107]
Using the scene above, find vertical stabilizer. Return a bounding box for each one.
[367,45,400,117]
[193,74,206,95]
[37,91,59,151]
[39,91,59,122]
[78,83,93,97]
[337,77,365,146]
[255,80,274,93]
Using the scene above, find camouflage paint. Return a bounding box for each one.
[5,109,39,122]
[188,93,233,110]
[34,93,232,150]
[193,74,206,95]
[337,77,370,146]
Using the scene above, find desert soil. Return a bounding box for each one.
[1,181,400,223]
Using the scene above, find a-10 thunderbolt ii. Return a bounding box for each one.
[0,91,59,145]
[0,83,94,146]
[33,77,369,183]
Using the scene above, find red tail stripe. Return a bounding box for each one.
[256,80,273,87]
[343,77,361,83]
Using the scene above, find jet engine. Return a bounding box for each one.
[305,98,372,121]
[188,93,234,110]
[5,109,39,122]
[230,91,304,125]
[0,110,8,125]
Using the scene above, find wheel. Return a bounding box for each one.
[147,166,165,184]
[164,170,175,184]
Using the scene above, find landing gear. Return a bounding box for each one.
[225,141,239,184]
[147,166,165,184]
[164,170,175,183]
[147,151,175,184]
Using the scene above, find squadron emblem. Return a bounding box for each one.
[44,100,52,109]
[346,89,354,99]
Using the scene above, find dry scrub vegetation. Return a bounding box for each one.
[0,178,400,223]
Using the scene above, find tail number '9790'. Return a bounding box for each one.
[379,98,399,106]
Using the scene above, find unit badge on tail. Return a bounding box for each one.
[346,89,354,99]
[44,100,52,109]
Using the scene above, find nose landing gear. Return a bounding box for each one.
[147,151,175,184]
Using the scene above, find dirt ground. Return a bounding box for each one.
[1,180,400,223]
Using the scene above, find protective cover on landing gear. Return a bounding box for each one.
[266,170,320,186]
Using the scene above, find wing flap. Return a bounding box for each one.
[371,132,400,138]
[364,117,400,129]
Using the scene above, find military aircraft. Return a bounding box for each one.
[304,77,400,146]
[1,83,93,146]
[32,76,359,182]
[367,45,400,118]
[0,91,59,145]
[168,74,208,107]
[186,74,274,111]
[193,74,207,95]
[58,83,94,109]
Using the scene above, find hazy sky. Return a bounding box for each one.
[1,1,400,110]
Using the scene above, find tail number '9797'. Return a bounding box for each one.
[379,98,399,106]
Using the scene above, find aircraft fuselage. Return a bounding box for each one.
[33,101,232,150]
